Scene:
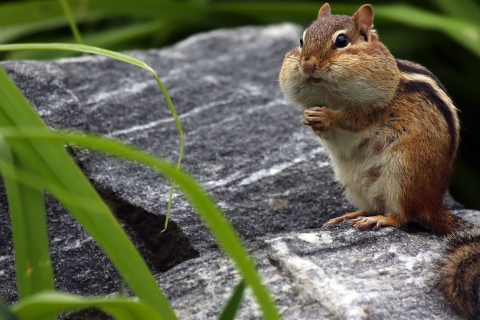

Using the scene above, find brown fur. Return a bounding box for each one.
[278,3,477,319]
[442,233,480,319]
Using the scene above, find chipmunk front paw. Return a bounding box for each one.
[302,107,332,132]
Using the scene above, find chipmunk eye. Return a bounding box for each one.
[334,34,348,48]
[300,38,303,47]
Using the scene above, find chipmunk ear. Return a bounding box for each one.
[318,3,331,18]
[353,4,374,41]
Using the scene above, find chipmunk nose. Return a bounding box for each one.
[301,56,318,75]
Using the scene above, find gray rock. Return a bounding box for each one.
[0,24,476,319]
[157,223,458,320]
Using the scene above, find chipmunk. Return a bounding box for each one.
[279,3,480,319]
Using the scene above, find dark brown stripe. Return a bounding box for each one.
[396,59,447,93]
[399,79,457,155]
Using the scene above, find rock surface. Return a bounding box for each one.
[0,24,477,319]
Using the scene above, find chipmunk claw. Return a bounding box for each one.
[302,107,331,131]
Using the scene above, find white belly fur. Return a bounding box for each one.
[320,127,401,216]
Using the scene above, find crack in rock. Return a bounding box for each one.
[98,186,199,273]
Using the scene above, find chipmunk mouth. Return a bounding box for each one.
[307,77,324,84]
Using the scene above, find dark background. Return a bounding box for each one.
[1,0,479,209]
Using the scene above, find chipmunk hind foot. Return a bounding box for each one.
[324,211,405,231]
[323,210,368,227]
[350,214,404,231]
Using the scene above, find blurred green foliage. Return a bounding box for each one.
[0,0,479,210]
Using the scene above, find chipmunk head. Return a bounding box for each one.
[279,3,400,110]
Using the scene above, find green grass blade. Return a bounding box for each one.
[0,67,178,320]
[0,128,282,320]
[0,160,115,215]
[150,75,184,232]
[0,141,54,315]
[0,43,185,229]
[12,291,163,320]
[58,0,84,45]
[0,43,150,71]
[118,280,126,297]
[163,182,177,231]
[218,280,245,320]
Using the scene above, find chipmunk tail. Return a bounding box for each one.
[441,231,480,320]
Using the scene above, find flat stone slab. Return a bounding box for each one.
[0,24,476,319]
[155,220,471,320]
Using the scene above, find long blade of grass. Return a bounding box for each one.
[0,43,184,229]
[0,43,151,70]
[0,161,111,215]
[0,141,55,314]
[0,67,177,320]
[12,291,163,320]
[58,0,84,45]
[218,279,245,320]
[0,128,281,320]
